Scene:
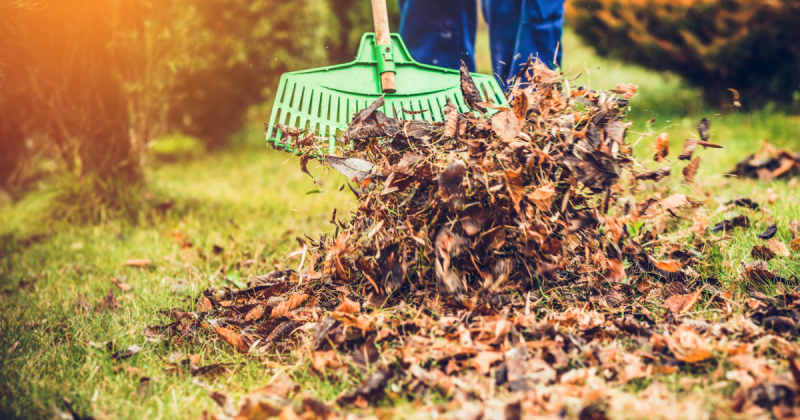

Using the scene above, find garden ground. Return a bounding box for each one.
[1,29,799,419]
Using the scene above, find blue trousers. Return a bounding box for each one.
[397,0,564,86]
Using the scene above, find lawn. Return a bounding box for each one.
[1,28,800,419]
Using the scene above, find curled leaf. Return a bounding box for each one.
[460,60,485,112]
[698,118,711,142]
[710,215,749,233]
[635,167,670,182]
[758,224,777,240]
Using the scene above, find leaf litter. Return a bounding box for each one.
[148,59,800,419]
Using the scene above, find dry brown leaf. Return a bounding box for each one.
[250,372,299,399]
[605,120,626,145]
[728,88,741,107]
[767,188,779,205]
[659,194,689,210]
[653,133,669,162]
[527,183,555,212]
[603,258,626,283]
[683,157,700,184]
[768,239,790,257]
[635,167,671,182]
[244,305,266,322]
[698,118,711,141]
[664,324,713,363]
[215,326,250,353]
[109,277,132,291]
[651,258,683,273]
[269,294,309,320]
[234,392,283,419]
[663,290,701,315]
[111,344,142,360]
[484,228,506,252]
[678,138,698,161]
[663,282,688,299]
[438,160,467,206]
[95,289,120,313]
[758,223,777,239]
[790,359,800,388]
[459,204,486,236]
[300,154,313,179]
[744,260,774,282]
[566,211,598,235]
[491,111,521,141]
[336,297,361,314]
[124,259,152,267]
[443,100,459,139]
[460,60,485,112]
[697,140,722,149]
[511,90,529,122]
[189,354,201,365]
[471,351,503,376]
[615,83,638,98]
[312,350,341,373]
[198,296,214,312]
[711,215,750,233]
[504,170,525,211]
[751,245,776,261]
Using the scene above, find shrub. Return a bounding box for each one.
[567,0,800,108]
[166,0,329,149]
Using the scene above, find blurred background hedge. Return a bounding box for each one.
[0,0,397,196]
[567,0,800,109]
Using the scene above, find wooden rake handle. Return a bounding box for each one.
[371,0,396,93]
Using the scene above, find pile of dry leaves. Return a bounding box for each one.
[148,60,800,419]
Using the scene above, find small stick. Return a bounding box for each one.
[296,244,308,285]
[525,290,531,315]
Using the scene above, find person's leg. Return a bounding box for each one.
[483,0,522,86]
[398,0,477,71]
[508,0,565,79]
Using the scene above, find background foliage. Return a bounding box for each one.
[567,0,800,109]
[324,0,400,65]
[0,0,341,195]
[5,0,798,222]
[167,0,330,149]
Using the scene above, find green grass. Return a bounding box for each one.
[1,28,800,419]
[0,142,353,419]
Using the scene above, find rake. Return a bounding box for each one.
[265,0,509,156]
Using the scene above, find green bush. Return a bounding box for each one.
[568,0,800,109]
[166,0,329,149]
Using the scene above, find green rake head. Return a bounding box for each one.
[266,33,509,155]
